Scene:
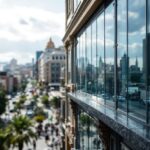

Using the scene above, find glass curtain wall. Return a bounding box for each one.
[80,33,84,90]
[91,21,97,95]
[75,0,149,121]
[105,1,115,103]
[128,0,146,119]
[82,31,86,92]
[76,36,81,90]
[78,110,103,150]
[97,11,105,99]
[148,0,150,123]
[86,25,92,93]
[117,0,127,111]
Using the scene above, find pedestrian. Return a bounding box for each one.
[45,124,48,133]
[33,140,36,150]
[45,133,49,145]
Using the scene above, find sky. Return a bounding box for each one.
[0,0,65,64]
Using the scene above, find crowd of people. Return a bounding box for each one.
[36,121,64,150]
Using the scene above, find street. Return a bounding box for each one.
[5,80,64,150]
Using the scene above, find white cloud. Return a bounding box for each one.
[0,6,65,42]
[128,11,139,19]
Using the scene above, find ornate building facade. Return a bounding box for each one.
[38,38,66,89]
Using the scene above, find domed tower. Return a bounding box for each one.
[45,38,55,51]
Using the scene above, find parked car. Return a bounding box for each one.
[10,109,15,113]
[26,110,34,118]
[118,96,126,102]
[142,99,150,105]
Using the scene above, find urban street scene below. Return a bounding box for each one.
[0,0,150,150]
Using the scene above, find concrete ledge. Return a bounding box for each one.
[68,92,150,150]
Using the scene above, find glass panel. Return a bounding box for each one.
[68,50,71,84]
[74,0,77,11]
[78,111,103,150]
[80,34,84,91]
[86,25,92,93]
[97,12,105,100]
[128,0,146,119]
[105,1,115,103]
[91,20,97,95]
[117,0,127,111]
[76,36,81,90]
[79,32,86,92]
[147,0,150,123]
[82,31,86,92]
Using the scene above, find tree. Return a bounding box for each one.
[0,129,10,150]
[41,95,49,107]
[20,80,27,92]
[34,115,45,123]
[14,101,22,113]
[34,106,47,118]
[19,95,27,104]
[50,96,60,108]
[7,115,37,150]
[0,87,7,115]
[14,95,27,113]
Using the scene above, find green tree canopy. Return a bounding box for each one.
[41,95,49,107]
[50,96,60,108]
[0,87,7,115]
[6,115,37,150]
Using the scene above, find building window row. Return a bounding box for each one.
[52,56,65,60]
[75,0,150,122]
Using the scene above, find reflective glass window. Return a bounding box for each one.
[79,34,84,90]
[128,0,146,119]
[117,0,127,111]
[86,25,92,93]
[82,31,86,92]
[76,37,80,90]
[97,12,105,100]
[148,0,150,123]
[105,1,115,103]
[91,20,97,95]
[68,50,71,83]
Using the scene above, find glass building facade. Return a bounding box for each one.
[77,110,103,150]
[75,0,150,123]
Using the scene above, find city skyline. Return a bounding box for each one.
[0,0,65,64]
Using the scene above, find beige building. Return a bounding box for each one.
[38,38,65,89]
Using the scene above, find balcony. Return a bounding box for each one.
[68,91,150,150]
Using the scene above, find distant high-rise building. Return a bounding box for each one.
[36,51,43,62]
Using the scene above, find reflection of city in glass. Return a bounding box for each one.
[78,111,103,150]
[75,0,150,120]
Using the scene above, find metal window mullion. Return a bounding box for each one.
[104,2,106,106]
[126,0,129,115]
[114,0,118,110]
[146,0,149,124]
[85,30,87,92]
[96,17,98,96]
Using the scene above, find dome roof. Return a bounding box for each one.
[46,38,55,49]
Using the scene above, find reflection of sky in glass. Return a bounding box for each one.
[105,2,114,64]
[97,12,104,62]
[92,21,96,67]
[149,1,150,32]
[128,0,145,68]
[86,25,92,65]
[117,0,127,66]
